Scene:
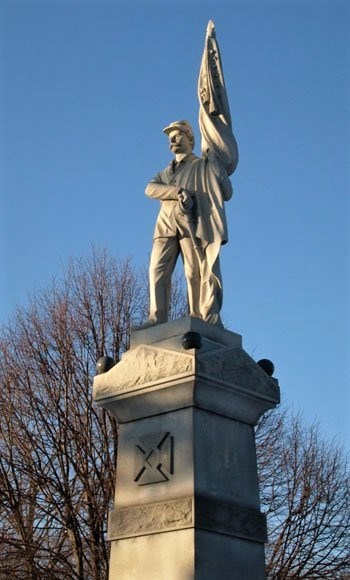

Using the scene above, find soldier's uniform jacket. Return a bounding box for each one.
[146,152,232,248]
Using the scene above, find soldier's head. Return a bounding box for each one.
[163,120,195,156]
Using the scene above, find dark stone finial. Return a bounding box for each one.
[257,359,275,377]
[182,331,202,350]
[96,356,115,375]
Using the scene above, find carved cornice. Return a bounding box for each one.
[94,344,279,404]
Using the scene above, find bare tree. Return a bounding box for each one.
[1,249,348,578]
[0,249,188,578]
[0,251,148,578]
[256,408,350,579]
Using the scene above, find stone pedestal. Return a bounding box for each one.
[93,318,280,580]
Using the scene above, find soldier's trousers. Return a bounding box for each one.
[149,236,223,325]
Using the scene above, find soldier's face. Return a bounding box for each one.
[169,130,192,155]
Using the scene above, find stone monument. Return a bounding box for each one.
[93,22,280,580]
[145,20,238,328]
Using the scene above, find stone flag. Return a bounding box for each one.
[198,20,238,176]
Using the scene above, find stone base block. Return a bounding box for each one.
[93,319,280,580]
[109,528,266,580]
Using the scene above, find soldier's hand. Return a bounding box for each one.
[178,189,193,210]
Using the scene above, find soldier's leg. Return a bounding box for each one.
[149,237,179,323]
[200,242,223,326]
[179,237,201,318]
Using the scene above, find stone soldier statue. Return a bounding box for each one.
[146,21,238,327]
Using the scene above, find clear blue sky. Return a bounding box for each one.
[1,0,349,448]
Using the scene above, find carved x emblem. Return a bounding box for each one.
[134,432,174,486]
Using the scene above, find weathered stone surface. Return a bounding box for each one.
[108,530,195,580]
[196,346,280,399]
[108,529,266,580]
[108,495,266,543]
[196,496,267,543]
[193,408,261,507]
[93,344,193,401]
[130,316,242,349]
[108,497,193,540]
[113,408,194,509]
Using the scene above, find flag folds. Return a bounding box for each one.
[198,20,238,176]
